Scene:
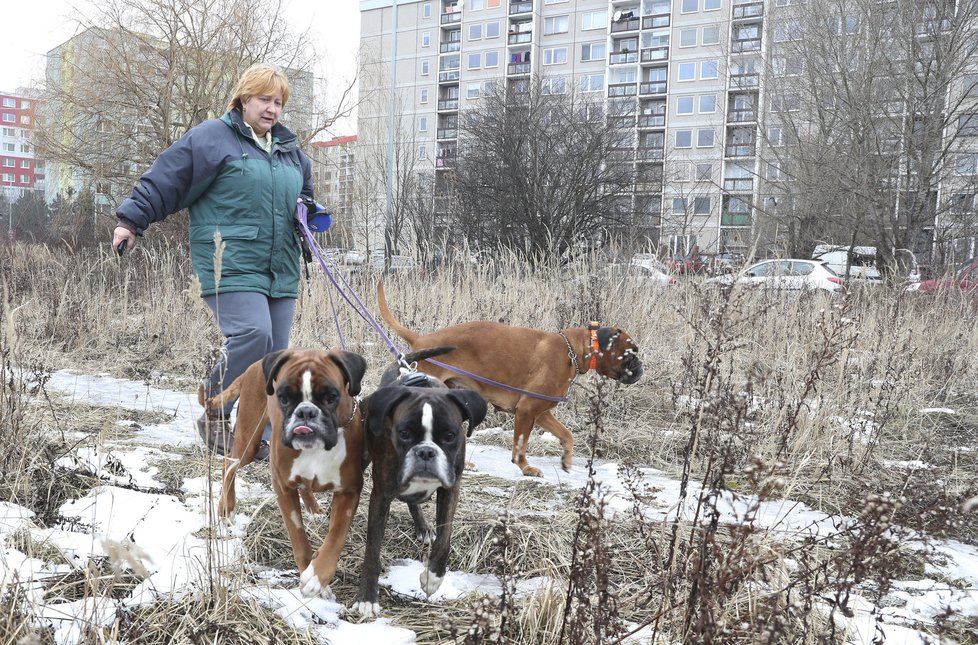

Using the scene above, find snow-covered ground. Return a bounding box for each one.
[0,369,975,643]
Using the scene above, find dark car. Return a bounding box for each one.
[907,257,978,294]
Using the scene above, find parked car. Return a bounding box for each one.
[577,262,676,287]
[905,257,978,294]
[704,259,845,294]
[666,253,707,275]
[703,252,746,275]
[811,244,883,285]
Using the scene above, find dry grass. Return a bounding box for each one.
[3,238,978,643]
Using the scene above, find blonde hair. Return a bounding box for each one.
[226,63,290,112]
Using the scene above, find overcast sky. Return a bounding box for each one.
[2,0,362,135]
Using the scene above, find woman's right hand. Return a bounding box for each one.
[112,226,136,255]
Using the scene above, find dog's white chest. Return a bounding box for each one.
[289,437,347,489]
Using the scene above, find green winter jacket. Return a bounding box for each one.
[116,109,313,298]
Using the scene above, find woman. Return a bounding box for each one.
[112,63,313,459]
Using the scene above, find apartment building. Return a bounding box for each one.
[310,135,357,246]
[359,0,978,259]
[0,90,42,200]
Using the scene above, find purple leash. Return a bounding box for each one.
[295,205,571,402]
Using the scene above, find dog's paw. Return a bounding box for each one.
[415,522,436,546]
[299,564,335,600]
[350,600,382,618]
[420,567,443,596]
[561,454,573,473]
[521,465,543,477]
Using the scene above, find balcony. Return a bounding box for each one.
[640,47,668,63]
[725,144,756,158]
[610,51,639,64]
[436,127,458,140]
[728,109,757,123]
[729,72,760,88]
[607,114,635,128]
[508,31,532,45]
[637,147,664,161]
[507,62,531,75]
[435,153,457,169]
[723,178,754,192]
[638,114,666,128]
[639,81,667,95]
[438,69,460,83]
[441,12,461,25]
[608,83,638,97]
[437,98,459,111]
[731,37,762,53]
[610,17,640,33]
[509,1,532,14]
[608,147,636,161]
[642,15,669,30]
[732,1,764,20]
[634,181,662,194]
[721,213,752,226]
[440,41,461,53]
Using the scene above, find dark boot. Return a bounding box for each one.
[254,441,270,462]
[195,413,232,456]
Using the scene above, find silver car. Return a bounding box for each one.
[704,259,844,294]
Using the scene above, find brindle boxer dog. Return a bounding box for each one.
[199,348,366,599]
[376,283,644,477]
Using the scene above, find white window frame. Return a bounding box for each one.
[544,15,570,35]
[485,51,500,67]
[675,129,693,148]
[418,145,428,160]
[702,25,720,45]
[676,96,694,114]
[699,95,716,113]
[543,47,568,65]
[420,88,429,103]
[19,174,29,183]
[486,21,500,38]
[694,196,711,215]
[580,73,605,93]
[681,0,698,13]
[581,10,607,30]
[1,98,14,108]
[679,28,697,48]
[419,116,429,132]
[696,128,715,148]
[421,60,430,75]
[2,114,14,123]
[695,163,713,181]
[678,62,696,82]
[700,60,719,80]
[422,32,431,47]
[704,0,721,10]
[467,52,482,70]
[542,77,567,94]
[422,2,432,18]
[469,23,483,40]
[467,82,482,99]
[581,42,606,61]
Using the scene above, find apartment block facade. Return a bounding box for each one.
[359,0,978,260]
[310,135,357,246]
[0,90,42,200]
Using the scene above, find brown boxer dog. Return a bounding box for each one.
[351,366,488,618]
[199,348,367,599]
[377,282,643,477]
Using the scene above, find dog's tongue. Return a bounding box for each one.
[293,425,313,436]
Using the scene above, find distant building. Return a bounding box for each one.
[311,135,357,247]
[0,89,43,201]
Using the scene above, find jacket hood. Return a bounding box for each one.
[221,109,298,147]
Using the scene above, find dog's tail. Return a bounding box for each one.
[197,377,244,416]
[377,281,420,345]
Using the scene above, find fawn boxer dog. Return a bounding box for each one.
[351,357,488,618]
[376,282,644,477]
[199,348,367,599]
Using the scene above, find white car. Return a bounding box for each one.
[576,262,676,288]
[704,259,844,294]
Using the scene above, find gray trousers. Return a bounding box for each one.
[203,292,296,440]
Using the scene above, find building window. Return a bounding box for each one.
[702,25,720,45]
[699,95,716,113]
[672,197,689,213]
[774,20,803,42]
[695,163,713,181]
[675,129,693,148]
[468,52,482,69]
[422,32,431,47]
[20,160,29,168]
[20,100,30,109]
[960,114,978,136]
[581,42,606,61]
[1,98,14,108]
[486,21,500,38]
[485,51,499,67]
[418,145,428,160]
[544,16,569,35]
[2,114,14,123]
[771,94,801,112]
[2,143,13,152]
[3,159,14,167]
[579,73,605,92]
[964,74,978,98]
[949,193,975,214]
[700,60,719,79]
[543,47,568,65]
[581,10,607,30]
[704,0,721,9]
[681,0,698,12]
[420,88,429,103]
[470,0,485,9]
[678,62,696,81]
[419,116,429,132]
[677,96,694,114]
[696,129,715,147]
[2,173,12,182]
[679,28,697,47]
[467,82,481,98]
[541,78,567,94]
[1,127,13,136]
[469,23,483,40]
[421,60,430,75]
[694,196,711,215]
[956,153,978,175]
[19,174,28,183]
[422,2,431,18]
[19,116,29,125]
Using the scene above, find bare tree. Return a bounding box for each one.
[761,0,978,270]
[35,0,355,210]
[448,78,636,262]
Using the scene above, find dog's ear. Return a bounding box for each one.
[365,386,412,436]
[446,389,489,437]
[329,350,368,396]
[262,350,292,395]
[597,327,622,353]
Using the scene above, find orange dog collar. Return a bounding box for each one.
[588,321,600,370]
